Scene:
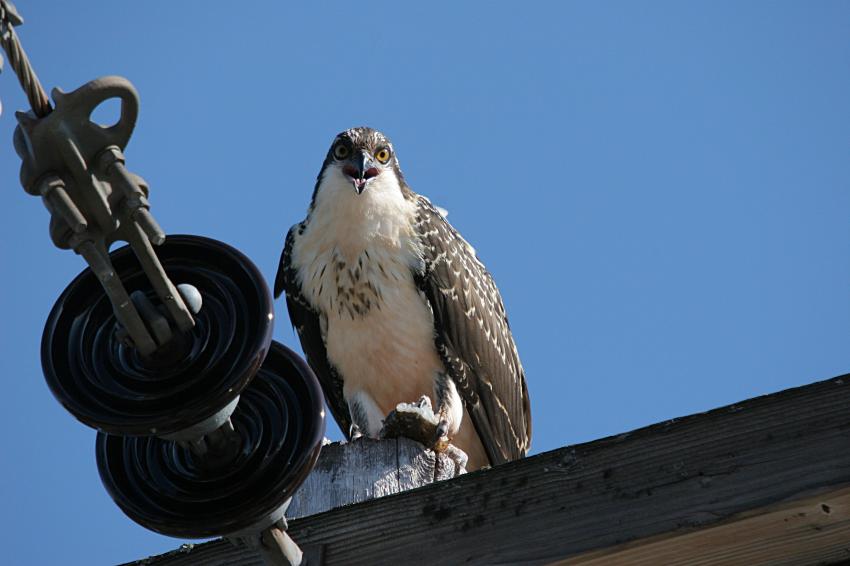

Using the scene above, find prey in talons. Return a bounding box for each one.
[381,396,469,473]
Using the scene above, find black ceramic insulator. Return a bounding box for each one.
[41,235,274,436]
[96,341,326,538]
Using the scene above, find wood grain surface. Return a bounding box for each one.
[126,374,850,566]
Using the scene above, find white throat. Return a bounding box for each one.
[291,165,422,316]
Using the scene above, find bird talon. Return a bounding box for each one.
[444,444,469,473]
[436,418,449,440]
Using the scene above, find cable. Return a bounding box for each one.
[0,0,51,117]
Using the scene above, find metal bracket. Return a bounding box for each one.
[13,76,194,355]
[226,500,306,566]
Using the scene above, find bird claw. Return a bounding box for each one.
[349,423,365,441]
[433,435,449,453]
[415,395,434,412]
[443,443,468,473]
[433,418,451,453]
[436,418,449,440]
[381,401,468,475]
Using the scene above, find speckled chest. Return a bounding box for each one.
[291,203,424,318]
[289,174,445,416]
[303,247,397,319]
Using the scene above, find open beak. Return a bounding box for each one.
[343,151,381,194]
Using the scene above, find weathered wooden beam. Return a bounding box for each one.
[287,437,464,520]
[559,487,850,565]
[126,373,850,566]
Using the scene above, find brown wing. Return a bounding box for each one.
[275,224,352,437]
[414,196,531,465]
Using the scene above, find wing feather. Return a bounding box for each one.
[414,197,531,464]
[275,225,352,437]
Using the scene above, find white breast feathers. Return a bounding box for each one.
[290,167,445,434]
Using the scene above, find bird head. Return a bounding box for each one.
[320,127,401,195]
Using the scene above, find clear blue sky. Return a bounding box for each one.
[1,2,848,564]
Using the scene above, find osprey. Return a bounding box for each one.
[274,127,531,470]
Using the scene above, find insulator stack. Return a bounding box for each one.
[42,236,325,564]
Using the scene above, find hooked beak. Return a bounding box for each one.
[342,151,380,194]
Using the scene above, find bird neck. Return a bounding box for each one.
[306,169,417,263]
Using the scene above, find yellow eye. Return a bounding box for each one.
[375,148,391,164]
[333,142,350,160]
